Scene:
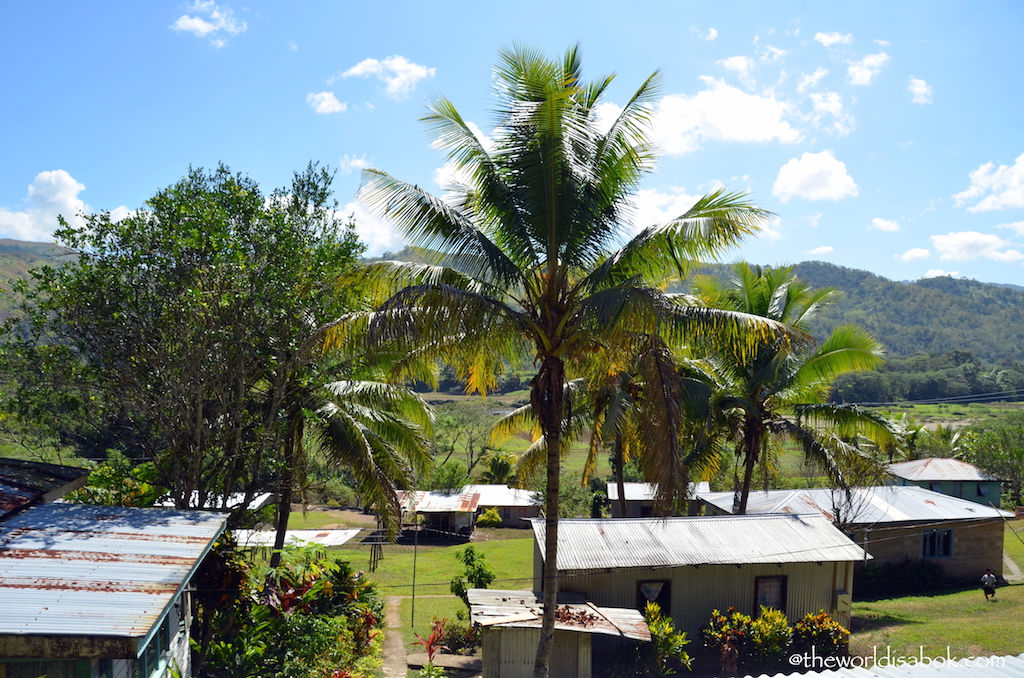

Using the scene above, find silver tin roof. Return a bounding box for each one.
[889,457,996,482]
[468,588,650,641]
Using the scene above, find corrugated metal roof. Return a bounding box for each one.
[234,528,359,547]
[889,457,995,482]
[756,652,1024,678]
[699,486,1012,525]
[606,481,710,502]
[398,490,481,513]
[467,588,650,641]
[464,484,539,508]
[532,514,868,572]
[0,457,90,516]
[0,502,226,655]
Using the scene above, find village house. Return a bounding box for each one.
[531,514,867,652]
[887,457,1002,506]
[398,488,481,540]
[606,481,710,517]
[0,459,227,678]
[698,485,1012,580]
[464,484,540,528]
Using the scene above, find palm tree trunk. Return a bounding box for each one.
[736,418,762,515]
[614,431,627,518]
[533,356,564,678]
[270,408,303,568]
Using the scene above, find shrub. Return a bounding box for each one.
[476,507,502,528]
[791,610,849,657]
[431,616,480,655]
[449,546,496,608]
[702,607,753,669]
[855,557,948,598]
[750,607,792,668]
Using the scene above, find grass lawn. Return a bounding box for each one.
[397,595,469,649]
[851,582,1024,658]
[1005,519,1024,569]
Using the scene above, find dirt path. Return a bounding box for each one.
[382,597,409,678]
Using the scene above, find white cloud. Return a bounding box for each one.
[759,216,783,242]
[908,77,932,104]
[0,170,110,241]
[897,248,930,262]
[931,231,1024,262]
[772,150,859,203]
[622,186,701,234]
[952,153,1024,211]
[996,220,1024,236]
[306,92,346,114]
[814,32,853,47]
[653,78,801,155]
[869,218,899,232]
[847,52,890,85]
[808,92,854,136]
[339,154,371,175]
[704,28,718,41]
[798,67,829,93]
[171,1,246,47]
[806,246,834,255]
[338,55,435,100]
[875,39,891,47]
[719,56,754,77]
[921,269,959,279]
[761,46,788,64]
[289,41,298,51]
[347,199,405,256]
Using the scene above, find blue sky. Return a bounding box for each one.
[2,1,1023,284]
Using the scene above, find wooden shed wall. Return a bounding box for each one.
[481,628,590,678]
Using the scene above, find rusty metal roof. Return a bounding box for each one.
[0,457,90,516]
[889,457,996,482]
[0,502,227,658]
[533,514,868,572]
[699,485,1012,525]
[467,588,650,641]
[398,490,480,514]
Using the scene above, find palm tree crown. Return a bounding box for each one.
[344,46,775,678]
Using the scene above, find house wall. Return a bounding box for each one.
[851,519,1004,580]
[481,628,589,678]
[549,561,852,644]
[895,479,1002,506]
[483,506,539,528]
[609,500,654,518]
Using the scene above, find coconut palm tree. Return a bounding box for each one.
[692,263,899,514]
[345,46,775,677]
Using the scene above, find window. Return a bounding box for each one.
[977,483,990,497]
[923,529,953,557]
[637,580,671,616]
[754,576,787,612]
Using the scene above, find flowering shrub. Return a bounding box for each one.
[791,610,849,657]
[702,607,752,652]
[431,615,480,655]
[476,507,503,528]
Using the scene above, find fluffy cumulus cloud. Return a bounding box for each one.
[431,122,496,191]
[653,77,801,155]
[339,154,371,175]
[814,32,853,47]
[847,52,890,85]
[996,220,1024,235]
[719,56,755,78]
[931,231,1023,262]
[805,245,834,255]
[171,1,246,48]
[908,77,933,104]
[922,269,959,279]
[626,186,704,233]
[306,92,346,114]
[337,56,435,100]
[772,150,858,202]
[345,200,405,256]
[897,248,930,262]
[808,92,854,136]
[761,46,788,64]
[0,170,99,241]
[952,153,1024,211]
[703,28,718,41]
[869,217,899,232]
[798,67,829,93]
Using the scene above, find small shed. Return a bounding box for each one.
[698,485,1012,580]
[0,457,90,514]
[398,489,481,539]
[0,502,227,678]
[468,588,649,678]
[532,514,868,645]
[888,457,1002,505]
[465,484,540,528]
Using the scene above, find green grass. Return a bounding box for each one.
[287,510,350,530]
[397,596,469,650]
[851,582,1024,658]
[330,536,534,596]
[1005,519,1024,569]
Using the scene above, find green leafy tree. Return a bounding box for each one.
[692,263,898,514]
[341,46,773,677]
[962,411,1024,506]
[449,545,496,608]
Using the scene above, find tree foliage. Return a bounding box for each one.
[962,410,1024,506]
